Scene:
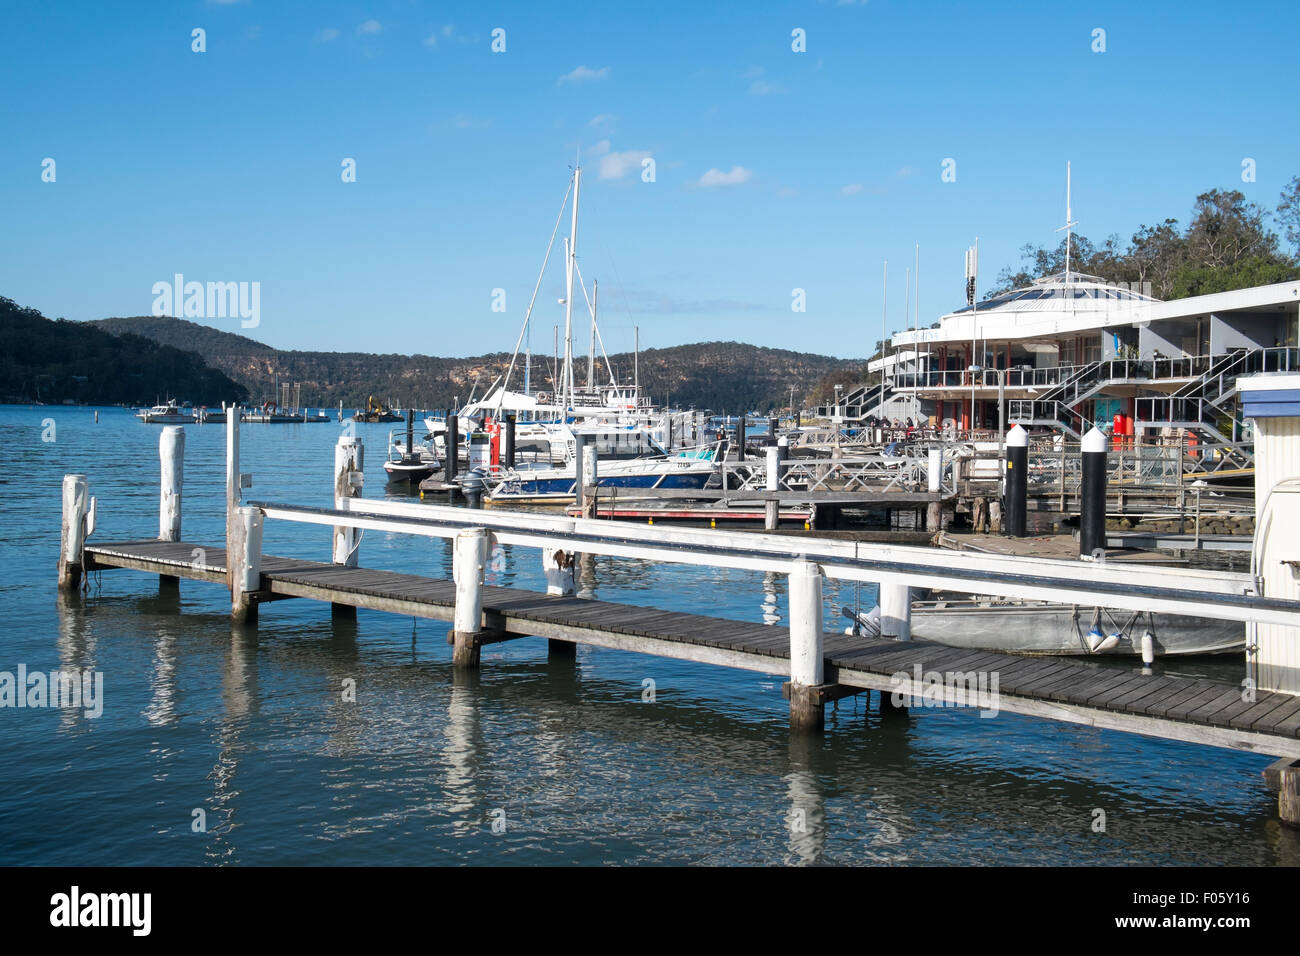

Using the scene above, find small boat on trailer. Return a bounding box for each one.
[841,596,1244,657]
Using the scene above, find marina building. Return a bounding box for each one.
[826,270,1300,467]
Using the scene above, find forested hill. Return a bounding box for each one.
[0,298,248,406]
[89,315,861,413]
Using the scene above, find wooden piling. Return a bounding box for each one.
[764,445,781,530]
[230,505,263,624]
[503,414,516,468]
[1005,424,1027,537]
[582,442,598,498]
[787,559,824,732]
[332,435,364,618]
[1080,427,1108,557]
[451,528,488,668]
[574,434,589,514]
[1280,765,1300,828]
[444,410,458,482]
[158,427,184,590]
[57,474,89,592]
[880,581,911,640]
[225,409,241,592]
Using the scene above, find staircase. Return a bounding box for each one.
[817,381,901,422]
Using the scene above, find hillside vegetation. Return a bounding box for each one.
[89,315,859,413]
[1,298,248,406]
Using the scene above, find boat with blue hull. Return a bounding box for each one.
[487,454,717,504]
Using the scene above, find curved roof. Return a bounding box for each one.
[947,270,1159,318]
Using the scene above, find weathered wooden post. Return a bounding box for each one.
[332,435,364,618]
[787,559,825,732]
[581,440,599,518]
[1080,426,1108,557]
[880,581,911,640]
[574,434,589,515]
[159,426,185,542]
[1279,765,1300,829]
[230,505,263,624]
[926,448,943,530]
[225,409,241,592]
[158,425,185,590]
[57,474,89,592]
[1005,424,1027,537]
[735,417,747,461]
[444,410,458,483]
[503,414,516,468]
[451,527,489,668]
[764,444,781,531]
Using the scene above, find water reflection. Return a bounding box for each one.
[205,623,259,864]
[53,592,97,733]
[784,733,825,865]
[443,668,484,837]
[761,571,782,626]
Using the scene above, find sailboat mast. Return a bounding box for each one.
[524,318,531,396]
[589,279,598,389]
[563,165,582,413]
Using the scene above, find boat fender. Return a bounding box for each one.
[1140,630,1155,665]
[1092,634,1120,653]
[1086,626,1112,653]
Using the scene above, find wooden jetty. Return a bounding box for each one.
[55,415,1300,825]
[79,537,1300,761]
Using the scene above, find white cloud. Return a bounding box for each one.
[696,166,752,187]
[599,150,651,180]
[423,32,438,47]
[356,19,382,36]
[587,139,611,156]
[741,65,765,79]
[558,65,609,85]
[777,186,799,197]
[897,165,917,178]
[589,113,618,128]
[749,80,785,95]
[316,27,340,43]
[840,183,863,196]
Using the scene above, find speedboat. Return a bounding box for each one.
[383,428,444,483]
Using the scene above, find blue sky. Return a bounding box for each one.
[2,0,1297,359]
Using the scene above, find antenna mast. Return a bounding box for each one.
[1056,161,1078,282]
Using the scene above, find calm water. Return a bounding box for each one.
[1,405,1296,866]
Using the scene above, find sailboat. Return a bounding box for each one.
[446,161,719,502]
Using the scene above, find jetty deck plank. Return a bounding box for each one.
[82,539,1300,754]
